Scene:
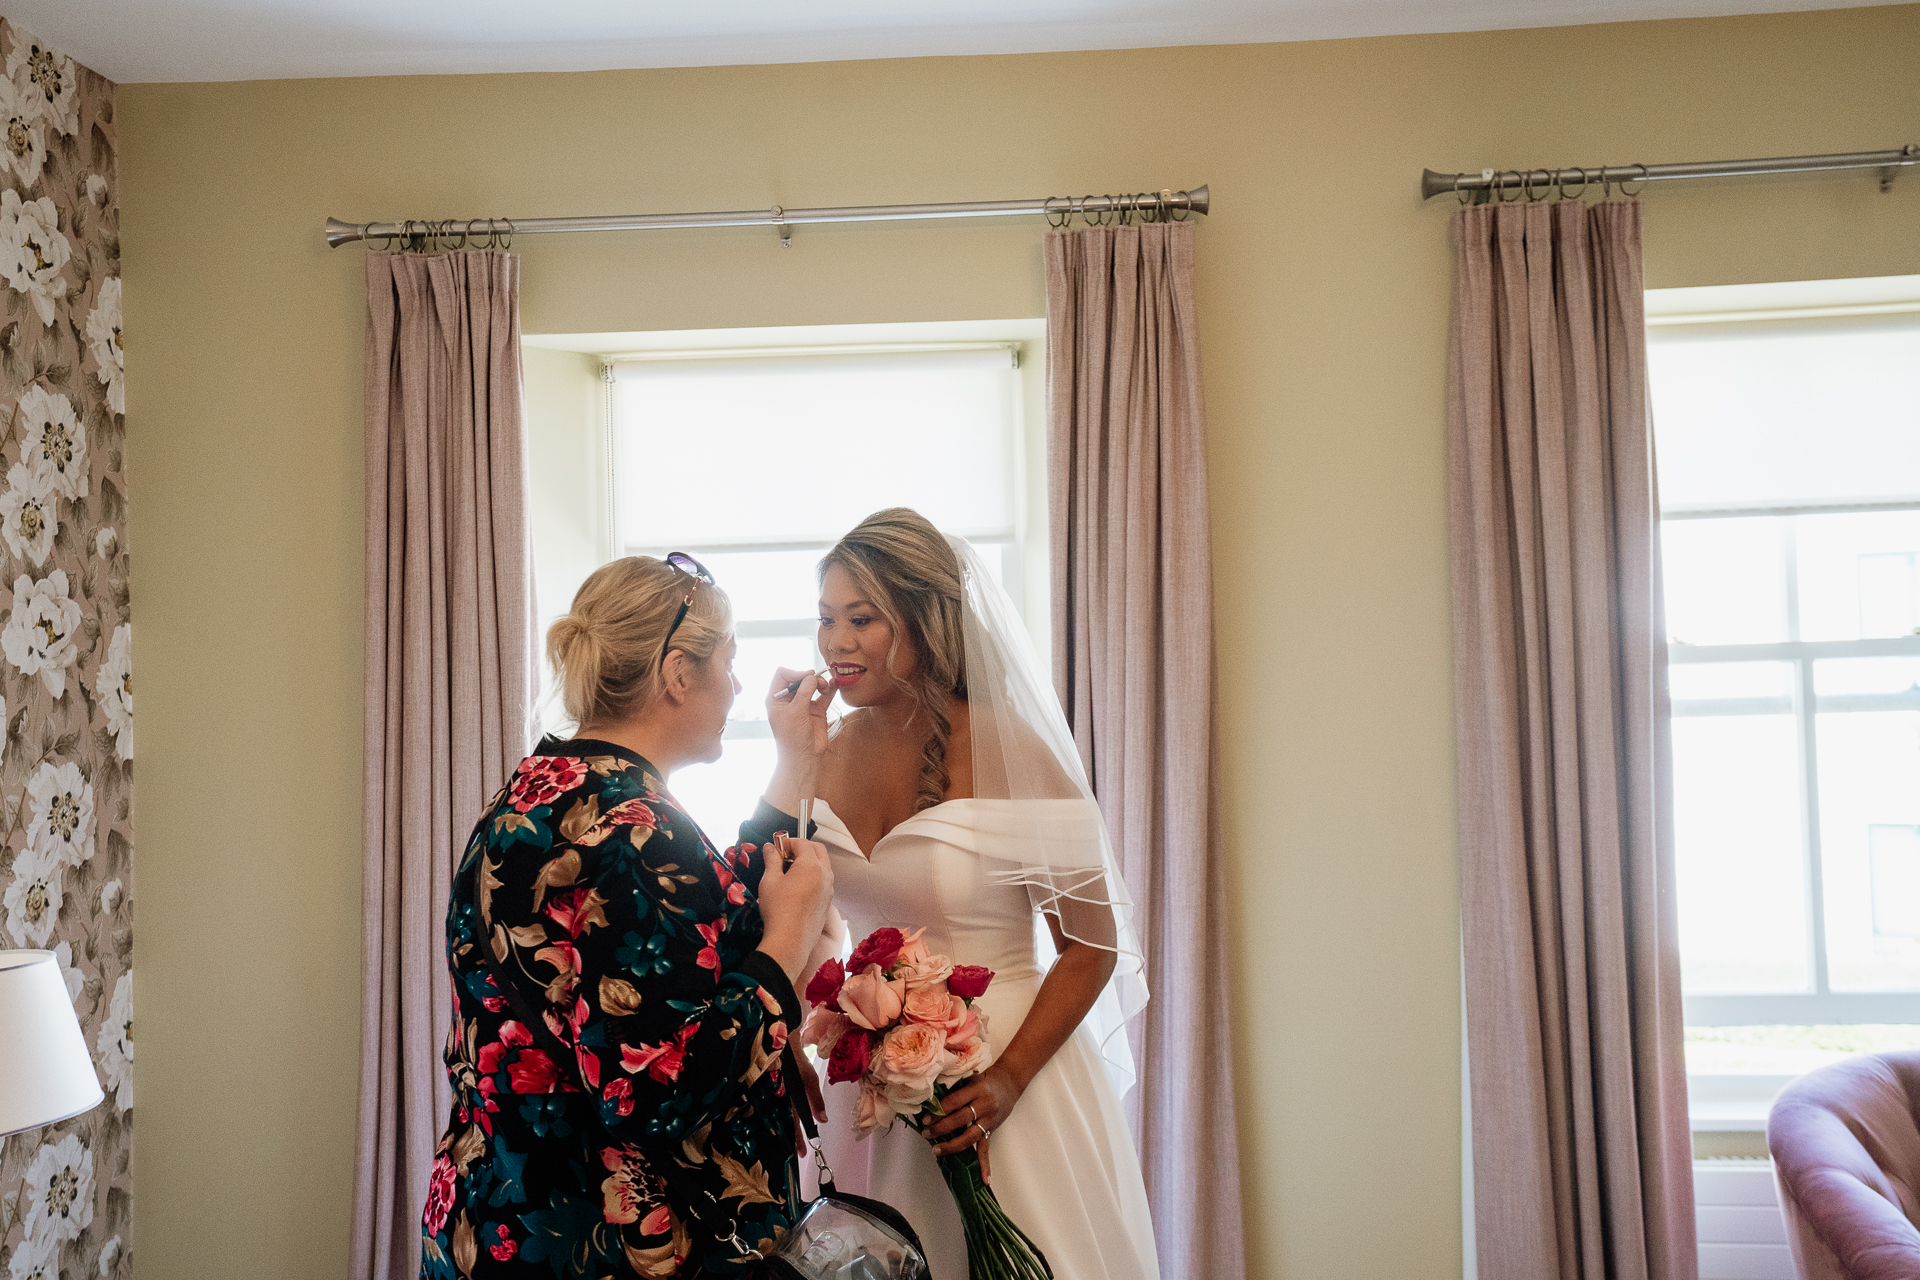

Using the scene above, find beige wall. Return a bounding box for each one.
[117,7,1920,1278]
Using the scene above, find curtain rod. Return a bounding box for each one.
[1420,146,1918,201]
[324,185,1209,249]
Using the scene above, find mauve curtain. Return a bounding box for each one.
[1045,220,1246,1280]
[353,250,539,1280]
[1447,200,1696,1280]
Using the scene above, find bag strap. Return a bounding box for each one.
[478,944,585,1087]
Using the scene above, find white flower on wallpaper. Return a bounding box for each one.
[0,464,57,566]
[4,31,77,138]
[4,1235,55,1280]
[84,279,122,416]
[0,21,125,1277]
[2,843,62,946]
[22,1134,91,1244]
[95,625,130,761]
[0,75,44,189]
[51,939,82,1002]
[27,761,93,867]
[3,571,81,697]
[15,387,86,499]
[96,972,130,1112]
[0,192,68,328]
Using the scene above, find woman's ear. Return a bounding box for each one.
[658,649,691,706]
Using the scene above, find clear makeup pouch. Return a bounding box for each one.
[761,1191,929,1280]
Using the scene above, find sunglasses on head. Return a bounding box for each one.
[659,551,716,664]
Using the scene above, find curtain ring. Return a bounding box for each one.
[1454,173,1473,206]
[1556,167,1589,202]
[499,217,515,250]
[1495,170,1523,202]
[1169,188,1191,221]
[1043,196,1071,229]
[1521,169,1544,202]
[1078,195,1103,228]
[1618,163,1649,197]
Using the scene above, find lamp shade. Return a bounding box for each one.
[0,950,103,1137]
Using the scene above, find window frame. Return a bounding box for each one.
[1647,282,1920,1031]
[602,328,1048,749]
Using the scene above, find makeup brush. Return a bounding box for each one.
[779,670,831,699]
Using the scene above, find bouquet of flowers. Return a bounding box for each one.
[798,926,1052,1280]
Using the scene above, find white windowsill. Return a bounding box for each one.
[1689,1074,1799,1132]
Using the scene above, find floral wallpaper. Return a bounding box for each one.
[0,19,131,1280]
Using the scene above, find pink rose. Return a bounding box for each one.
[837,963,905,1030]
[875,1022,953,1103]
[939,1035,993,1085]
[944,1003,979,1049]
[893,927,932,968]
[901,984,955,1027]
[853,1081,891,1136]
[892,928,955,989]
[799,1005,851,1055]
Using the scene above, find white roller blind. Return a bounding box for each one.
[613,348,1017,548]
[1649,317,1920,511]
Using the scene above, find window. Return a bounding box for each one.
[1649,277,1920,1093]
[524,321,1047,840]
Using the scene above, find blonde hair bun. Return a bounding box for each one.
[546,556,733,730]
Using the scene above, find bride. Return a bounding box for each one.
[793,507,1159,1280]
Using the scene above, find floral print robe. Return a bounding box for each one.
[422,738,804,1279]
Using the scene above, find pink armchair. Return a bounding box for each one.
[1767,1050,1920,1280]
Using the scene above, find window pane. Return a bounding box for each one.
[1649,320,1920,510]
[1815,655,1920,697]
[668,737,777,849]
[1662,517,1788,645]
[1793,511,1920,641]
[1675,714,1809,992]
[695,548,828,624]
[1669,660,1792,703]
[728,634,821,724]
[1813,660,1920,992]
[617,350,1017,547]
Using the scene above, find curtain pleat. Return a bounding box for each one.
[1447,200,1696,1280]
[1045,221,1247,1280]
[352,250,539,1280]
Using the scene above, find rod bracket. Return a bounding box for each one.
[771,205,791,248]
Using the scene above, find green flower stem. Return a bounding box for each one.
[932,1144,1053,1280]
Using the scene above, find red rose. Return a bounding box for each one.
[847,927,905,974]
[507,1047,562,1093]
[805,958,846,1008]
[825,1027,875,1084]
[948,965,994,1000]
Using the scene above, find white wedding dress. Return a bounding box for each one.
[806,794,1161,1280]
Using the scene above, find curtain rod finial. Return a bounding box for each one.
[1420,169,1458,201]
[325,217,367,249]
